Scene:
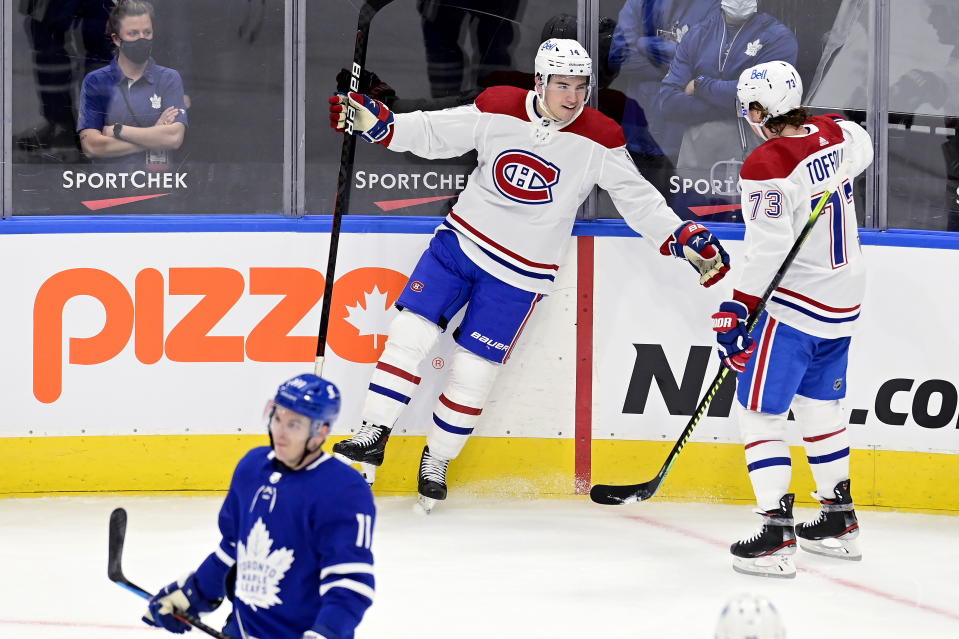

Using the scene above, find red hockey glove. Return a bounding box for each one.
[329,92,394,145]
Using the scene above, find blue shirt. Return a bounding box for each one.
[191,448,376,639]
[76,57,188,164]
[658,11,798,124]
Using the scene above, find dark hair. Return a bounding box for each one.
[750,102,809,136]
[107,0,155,37]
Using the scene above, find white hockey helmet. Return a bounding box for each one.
[736,60,803,125]
[534,38,593,101]
[714,593,786,639]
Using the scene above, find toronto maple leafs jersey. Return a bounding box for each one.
[384,86,684,293]
[192,447,375,639]
[736,115,873,339]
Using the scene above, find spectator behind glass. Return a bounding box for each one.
[608,0,715,175]
[77,0,187,168]
[658,0,796,219]
[15,0,113,158]
[417,0,521,99]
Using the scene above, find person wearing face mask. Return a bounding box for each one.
[657,0,797,220]
[76,0,186,166]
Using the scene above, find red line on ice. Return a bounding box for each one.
[623,513,959,624]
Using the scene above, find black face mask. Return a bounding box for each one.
[120,37,153,64]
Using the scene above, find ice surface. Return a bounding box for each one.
[1,495,956,638]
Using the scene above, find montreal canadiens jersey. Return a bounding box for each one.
[192,448,375,639]
[386,86,684,293]
[737,114,874,338]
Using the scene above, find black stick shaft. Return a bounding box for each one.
[590,158,850,505]
[108,508,234,639]
[315,1,393,374]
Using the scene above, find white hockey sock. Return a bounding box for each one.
[744,439,792,512]
[793,397,850,498]
[426,347,500,460]
[361,310,440,428]
[737,405,791,511]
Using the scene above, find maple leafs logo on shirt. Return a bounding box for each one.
[745,39,763,56]
[236,518,294,611]
[344,285,395,349]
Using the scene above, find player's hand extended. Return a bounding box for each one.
[142,573,222,634]
[329,92,394,145]
[712,299,756,373]
[660,221,730,287]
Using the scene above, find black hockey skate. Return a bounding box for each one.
[332,421,391,466]
[731,493,797,579]
[415,446,450,515]
[796,479,861,561]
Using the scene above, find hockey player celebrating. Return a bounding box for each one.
[329,38,731,512]
[713,61,873,578]
[142,374,375,639]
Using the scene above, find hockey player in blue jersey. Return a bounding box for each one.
[713,61,872,578]
[328,38,732,512]
[143,374,375,639]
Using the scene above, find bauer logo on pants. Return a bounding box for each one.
[492,149,560,204]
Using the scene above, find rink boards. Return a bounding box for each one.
[1,216,957,511]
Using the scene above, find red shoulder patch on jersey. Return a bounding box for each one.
[561,107,626,149]
[475,86,532,121]
[741,115,845,180]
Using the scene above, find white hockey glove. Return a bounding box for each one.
[328,91,395,145]
[143,573,222,634]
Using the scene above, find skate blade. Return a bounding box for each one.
[413,495,437,515]
[732,554,796,579]
[799,536,862,561]
[333,454,377,487]
[359,463,376,487]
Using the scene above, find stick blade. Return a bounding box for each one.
[108,507,128,583]
[589,479,661,505]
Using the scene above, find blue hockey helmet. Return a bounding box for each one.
[273,374,341,436]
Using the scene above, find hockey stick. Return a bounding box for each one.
[315,0,396,376]
[590,157,853,505]
[108,508,235,639]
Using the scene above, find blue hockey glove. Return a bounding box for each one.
[712,300,756,373]
[328,91,394,145]
[143,573,222,634]
[660,221,730,287]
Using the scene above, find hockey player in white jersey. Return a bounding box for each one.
[712,61,873,577]
[143,374,375,639]
[329,39,731,512]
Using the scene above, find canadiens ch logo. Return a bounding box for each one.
[492,149,560,205]
[410,281,424,292]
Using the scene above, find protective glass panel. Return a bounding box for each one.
[306,0,577,217]
[597,0,865,224]
[884,0,959,231]
[9,0,284,215]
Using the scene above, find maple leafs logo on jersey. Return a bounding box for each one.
[492,149,560,204]
[344,285,395,349]
[745,39,763,56]
[236,518,294,611]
